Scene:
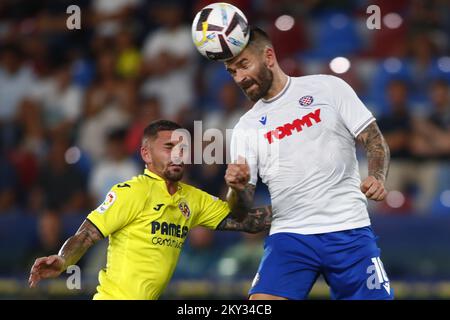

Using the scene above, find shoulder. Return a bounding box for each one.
[232,106,261,130]
[180,182,220,202]
[291,74,343,87]
[110,174,151,199]
[179,182,205,198]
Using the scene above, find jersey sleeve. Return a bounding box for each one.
[192,189,231,230]
[230,120,258,185]
[86,184,145,237]
[327,76,376,137]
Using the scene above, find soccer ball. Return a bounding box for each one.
[191,2,250,61]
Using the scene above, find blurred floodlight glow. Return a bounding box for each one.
[440,190,450,208]
[65,146,81,164]
[330,57,351,74]
[383,13,403,29]
[437,56,450,73]
[275,15,295,31]
[218,258,237,276]
[386,190,405,208]
[383,57,402,73]
[330,13,348,29]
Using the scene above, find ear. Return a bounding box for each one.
[264,46,276,69]
[141,144,152,165]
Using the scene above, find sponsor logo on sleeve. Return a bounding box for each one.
[96,191,116,214]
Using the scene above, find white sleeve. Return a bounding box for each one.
[229,121,258,185]
[142,32,162,60]
[327,76,375,137]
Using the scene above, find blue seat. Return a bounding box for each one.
[304,12,362,60]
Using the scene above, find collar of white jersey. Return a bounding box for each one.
[261,76,291,104]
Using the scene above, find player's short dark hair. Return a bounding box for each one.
[142,119,182,145]
[246,26,273,55]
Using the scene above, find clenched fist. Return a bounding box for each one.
[225,156,250,191]
[360,176,387,201]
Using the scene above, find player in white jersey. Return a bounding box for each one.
[224,27,393,299]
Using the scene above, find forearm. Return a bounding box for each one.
[58,220,103,270]
[226,184,256,221]
[217,205,272,233]
[358,122,390,182]
[58,235,92,270]
[367,144,390,182]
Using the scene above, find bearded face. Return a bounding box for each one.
[225,48,274,102]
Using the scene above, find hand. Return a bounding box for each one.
[360,176,387,201]
[225,156,250,191]
[29,255,65,288]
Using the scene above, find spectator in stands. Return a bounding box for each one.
[91,0,142,37]
[0,43,35,124]
[31,137,87,215]
[125,96,161,156]
[29,61,84,139]
[35,211,62,257]
[0,43,35,151]
[377,80,416,213]
[77,51,134,161]
[88,127,140,204]
[115,27,142,80]
[140,2,196,122]
[411,79,450,158]
[202,81,247,150]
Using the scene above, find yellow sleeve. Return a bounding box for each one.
[193,189,231,230]
[87,184,146,237]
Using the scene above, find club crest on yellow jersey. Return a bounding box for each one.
[178,200,191,219]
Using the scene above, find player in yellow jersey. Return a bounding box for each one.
[28,120,271,299]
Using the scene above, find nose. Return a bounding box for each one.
[235,69,247,85]
[171,146,185,165]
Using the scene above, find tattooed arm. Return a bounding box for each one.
[226,184,256,222]
[217,205,272,234]
[28,219,103,288]
[356,121,391,201]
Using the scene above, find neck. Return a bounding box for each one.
[263,68,288,101]
[166,180,178,195]
[146,165,179,195]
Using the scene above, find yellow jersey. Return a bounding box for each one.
[86,168,230,300]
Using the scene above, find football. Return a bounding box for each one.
[191,2,250,61]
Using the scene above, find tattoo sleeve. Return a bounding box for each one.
[356,121,391,182]
[216,205,272,234]
[58,219,103,270]
[226,184,256,222]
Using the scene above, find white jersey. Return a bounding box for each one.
[230,75,375,235]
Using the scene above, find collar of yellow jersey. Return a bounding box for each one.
[144,168,164,181]
[143,168,183,192]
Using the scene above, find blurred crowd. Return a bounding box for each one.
[0,0,449,281]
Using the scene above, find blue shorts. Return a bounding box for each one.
[249,226,394,300]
